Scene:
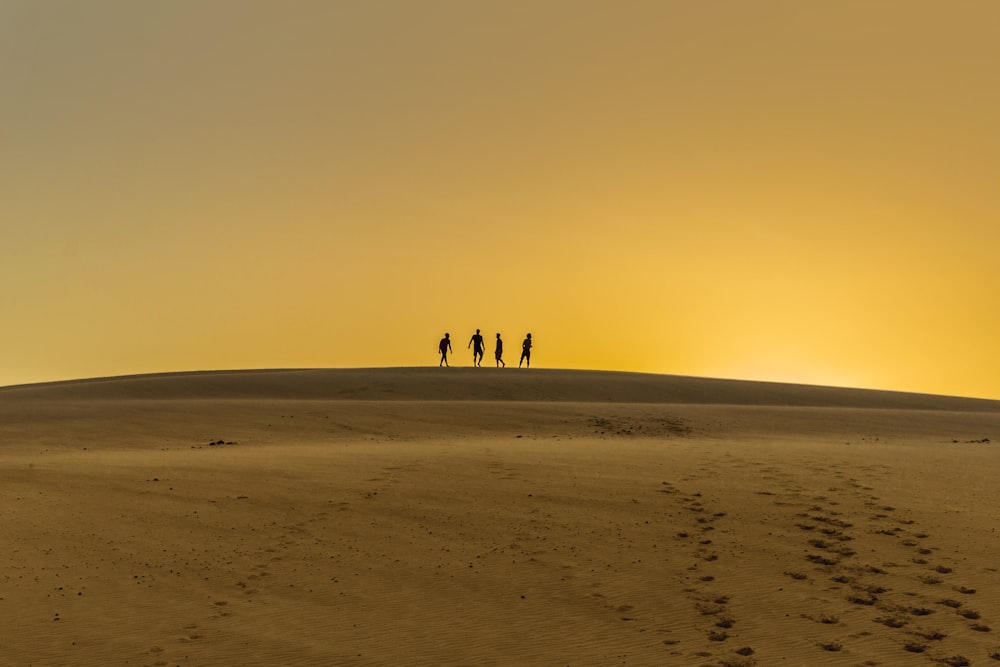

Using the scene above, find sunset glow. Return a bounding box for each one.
[3,1,999,398]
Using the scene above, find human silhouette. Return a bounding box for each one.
[519,333,532,368]
[438,333,452,367]
[468,329,485,367]
[495,333,505,368]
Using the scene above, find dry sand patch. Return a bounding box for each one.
[2,369,1000,666]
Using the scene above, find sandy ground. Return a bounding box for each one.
[2,368,1000,666]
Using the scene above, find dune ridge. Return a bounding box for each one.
[3,367,999,410]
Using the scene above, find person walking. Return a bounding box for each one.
[438,333,452,367]
[495,333,505,368]
[468,329,485,367]
[519,333,532,368]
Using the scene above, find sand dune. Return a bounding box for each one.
[2,369,1000,666]
[5,367,1000,409]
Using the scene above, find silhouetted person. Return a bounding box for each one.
[438,333,452,367]
[519,333,532,368]
[468,329,485,367]
[495,333,505,368]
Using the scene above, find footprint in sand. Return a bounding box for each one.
[770,480,989,662]
[659,480,746,657]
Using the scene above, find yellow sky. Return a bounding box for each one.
[3,1,999,398]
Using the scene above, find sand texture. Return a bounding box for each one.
[3,368,1000,666]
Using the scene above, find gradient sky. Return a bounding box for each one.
[3,1,999,398]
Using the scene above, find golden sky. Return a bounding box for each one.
[3,1,999,398]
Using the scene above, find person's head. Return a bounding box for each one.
[527,333,532,338]
[476,329,480,334]
[445,332,450,338]
[496,333,501,338]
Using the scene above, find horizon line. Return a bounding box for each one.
[3,365,999,404]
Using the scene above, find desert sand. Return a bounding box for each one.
[2,368,1000,667]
